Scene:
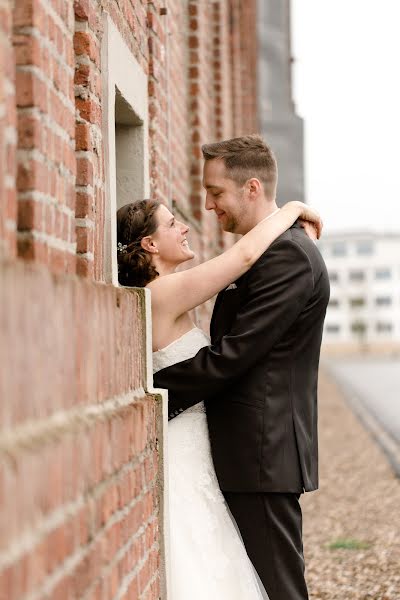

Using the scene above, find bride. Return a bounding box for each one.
[116,198,321,599]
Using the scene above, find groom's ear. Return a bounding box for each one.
[141,236,158,254]
[245,177,262,199]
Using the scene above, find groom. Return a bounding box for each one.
[154,134,330,600]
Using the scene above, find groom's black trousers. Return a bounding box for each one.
[223,491,309,600]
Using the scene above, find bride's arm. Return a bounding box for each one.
[148,201,322,318]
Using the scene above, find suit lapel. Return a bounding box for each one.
[211,277,245,342]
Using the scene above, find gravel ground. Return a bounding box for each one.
[302,369,400,600]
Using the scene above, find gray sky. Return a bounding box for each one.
[291,0,400,233]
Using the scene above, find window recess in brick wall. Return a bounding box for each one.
[101,14,149,285]
[115,89,146,211]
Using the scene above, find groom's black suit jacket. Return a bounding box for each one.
[154,222,330,493]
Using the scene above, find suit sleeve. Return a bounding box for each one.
[153,239,314,418]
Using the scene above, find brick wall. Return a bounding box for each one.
[0,261,161,600]
[0,0,17,259]
[74,0,105,280]
[0,1,259,598]
[13,0,77,274]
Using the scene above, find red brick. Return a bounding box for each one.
[74,62,90,87]
[13,0,41,28]
[17,114,41,149]
[15,70,46,108]
[76,192,94,219]
[74,0,90,21]
[17,159,48,193]
[76,157,94,186]
[75,122,91,151]
[73,31,99,65]
[17,198,43,231]
[76,224,93,253]
[75,97,101,126]
[188,35,199,49]
[13,34,41,67]
[17,235,48,262]
[76,254,94,277]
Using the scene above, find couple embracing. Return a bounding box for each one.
[117,134,330,600]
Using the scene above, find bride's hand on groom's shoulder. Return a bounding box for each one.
[294,202,323,241]
[299,218,320,241]
[284,201,323,240]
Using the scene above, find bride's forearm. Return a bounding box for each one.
[234,201,306,269]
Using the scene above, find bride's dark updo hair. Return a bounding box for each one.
[117,199,161,287]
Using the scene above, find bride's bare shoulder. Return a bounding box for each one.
[146,271,188,309]
[146,277,165,303]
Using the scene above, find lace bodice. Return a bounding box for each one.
[152,327,210,415]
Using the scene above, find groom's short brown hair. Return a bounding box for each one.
[201,134,278,198]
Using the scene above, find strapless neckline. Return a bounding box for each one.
[152,326,210,376]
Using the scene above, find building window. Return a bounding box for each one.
[351,321,367,336]
[332,242,347,257]
[349,270,365,282]
[115,88,147,210]
[326,324,340,333]
[375,296,392,306]
[376,322,393,333]
[329,271,339,283]
[329,298,340,308]
[349,297,366,308]
[102,15,149,285]
[356,240,374,255]
[375,268,391,280]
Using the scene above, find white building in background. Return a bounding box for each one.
[318,232,400,350]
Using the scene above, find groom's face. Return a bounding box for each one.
[202,159,247,234]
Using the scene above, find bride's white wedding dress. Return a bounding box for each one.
[153,327,269,600]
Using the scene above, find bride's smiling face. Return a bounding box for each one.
[147,204,195,266]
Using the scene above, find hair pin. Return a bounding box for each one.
[117,242,128,254]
